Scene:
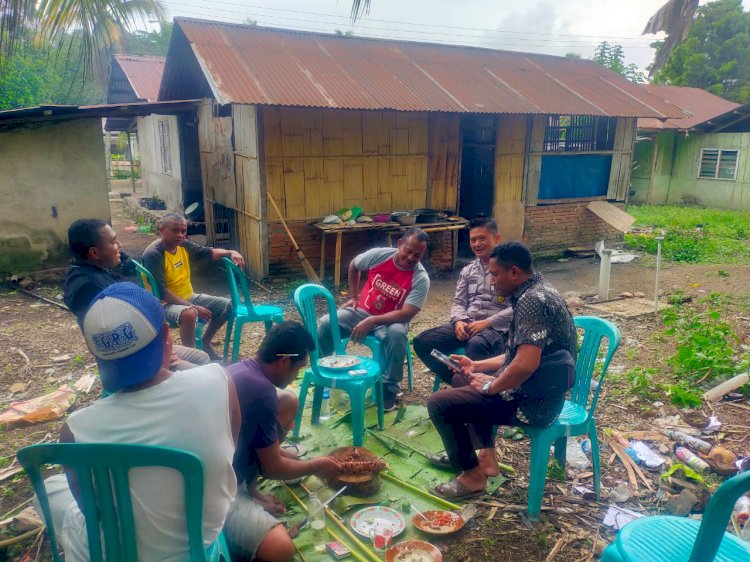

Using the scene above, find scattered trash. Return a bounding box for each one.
[580,439,592,457]
[608,482,633,503]
[630,441,666,470]
[666,431,712,454]
[603,506,644,530]
[734,495,750,524]
[73,373,98,394]
[662,463,705,483]
[700,416,722,434]
[565,439,591,470]
[653,401,664,408]
[737,458,750,473]
[674,447,711,474]
[122,225,139,232]
[665,489,698,517]
[574,486,596,500]
[701,447,738,475]
[51,354,71,363]
[624,447,642,466]
[0,385,77,426]
[17,276,35,289]
[704,372,750,402]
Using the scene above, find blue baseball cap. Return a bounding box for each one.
[82,282,166,392]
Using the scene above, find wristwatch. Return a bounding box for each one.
[482,381,492,396]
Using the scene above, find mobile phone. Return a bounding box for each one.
[430,349,462,371]
[326,541,351,559]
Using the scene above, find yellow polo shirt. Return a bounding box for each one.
[164,246,194,300]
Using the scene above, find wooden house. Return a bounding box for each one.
[159,18,683,280]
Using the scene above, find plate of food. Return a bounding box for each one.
[350,506,406,538]
[318,355,361,371]
[412,510,465,535]
[385,540,442,562]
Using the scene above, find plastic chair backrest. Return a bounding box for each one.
[221,257,258,318]
[131,259,160,300]
[293,284,346,368]
[570,316,622,417]
[689,470,750,562]
[16,443,209,562]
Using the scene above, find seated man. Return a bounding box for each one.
[225,321,341,562]
[414,218,512,386]
[62,218,209,369]
[142,213,245,359]
[40,283,240,560]
[318,228,431,410]
[428,242,577,500]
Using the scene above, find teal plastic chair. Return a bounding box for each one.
[16,443,231,562]
[221,257,284,363]
[292,284,384,446]
[524,316,621,521]
[602,470,750,562]
[358,334,416,391]
[131,259,205,350]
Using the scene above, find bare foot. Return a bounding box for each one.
[251,490,287,516]
[478,448,499,477]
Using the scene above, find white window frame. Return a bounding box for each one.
[698,148,739,181]
[158,119,173,177]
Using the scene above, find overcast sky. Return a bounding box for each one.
[159,0,750,72]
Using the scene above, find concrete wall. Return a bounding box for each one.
[665,131,750,210]
[137,114,183,212]
[0,118,110,274]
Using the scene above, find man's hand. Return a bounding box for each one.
[350,316,375,342]
[342,298,359,309]
[450,354,474,378]
[454,321,469,341]
[229,251,245,268]
[466,319,491,337]
[168,353,181,369]
[194,305,212,322]
[313,457,342,480]
[469,372,495,393]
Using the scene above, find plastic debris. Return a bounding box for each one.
[603,506,644,529]
[674,447,711,473]
[630,441,666,469]
[666,430,712,454]
[0,385,76,426]
[701,416,722,434]
[608,482,633,503]
[565,439,591,470]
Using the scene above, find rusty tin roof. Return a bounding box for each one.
[113,54,166,102]
[637,85,740,131]
[164,18,684,119]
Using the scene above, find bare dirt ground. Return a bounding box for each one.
[1,203,750,560]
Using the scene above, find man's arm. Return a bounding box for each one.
[486,305,514,332]
[349,304,420,341]
[210,248,245,267]
[343,261,363,308]
[59,424,84,512]
[449,268,470,323]
[256,443,339,481]
[469,344,541,394]
[226,376,241,447]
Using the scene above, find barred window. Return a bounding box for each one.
[698,149,738,180]
[543,115,616,152]
[159,120,172,176]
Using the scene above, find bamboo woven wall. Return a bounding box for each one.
[262,107,432,219]
[428,113,461,211]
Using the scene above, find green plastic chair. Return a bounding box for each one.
[292,284,384,446]
[131,259,205,350]
[524,316,621,521]
[358,333,416,391]
[221,257,284,363]
[16,443,231,562]
[602,470,750,562]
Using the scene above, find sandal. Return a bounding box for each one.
[427,452,456,471]
[434,478,486,500]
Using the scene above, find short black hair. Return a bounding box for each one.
[159,213,187,227]
[490,241,533,273]
[470,217,498,233]
[401,227,430,244]
[257,321,315,363]
[68,219,108,259]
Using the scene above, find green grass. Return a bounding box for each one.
[625,205,750,264]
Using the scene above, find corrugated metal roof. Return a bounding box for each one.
[169,18,684,119]
[637,85,740,131]
[113,54,165,102]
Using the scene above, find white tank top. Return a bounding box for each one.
[66,364,237,562]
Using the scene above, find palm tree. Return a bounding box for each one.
[1,0,163,76]
[350,0,370,21]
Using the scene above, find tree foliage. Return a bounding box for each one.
[655,0,750,102]
[593,41,647,83]
[120,22,172,57]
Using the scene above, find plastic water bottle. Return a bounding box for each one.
[565,439,591,470]
[320,389,331,420]
[308,492,327,552]
[674,446,710,473]
[734,495,750,525]
[666,430,712,454]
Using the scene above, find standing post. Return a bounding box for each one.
[127,132,136,194]
[598,248,613,301]
[654,236,664,315]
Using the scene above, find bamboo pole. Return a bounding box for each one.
[380,471,461,510]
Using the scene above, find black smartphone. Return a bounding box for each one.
[430,349,462,371]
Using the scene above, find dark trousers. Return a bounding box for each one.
[414,323,506,385]
[427,385,520,471]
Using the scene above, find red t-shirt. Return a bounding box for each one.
[358,256,415,315]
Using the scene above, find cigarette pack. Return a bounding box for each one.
[326,541,350,559]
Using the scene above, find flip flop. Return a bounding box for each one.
[427,452,457,471]
[434,478,486,500]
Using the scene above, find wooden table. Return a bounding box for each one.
[313,218,469,290]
